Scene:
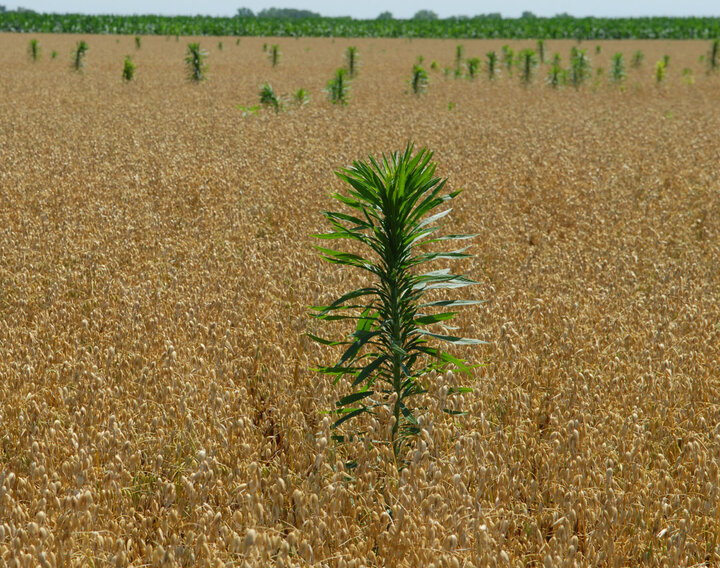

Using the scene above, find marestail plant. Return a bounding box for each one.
[569,47,590,88]
[259,82,282,112]
[269,44,280,67]
[135,36,141,49]
[547,54,565,88]
[122,55,136,81]
[326,68,350,105]
[709,39,719,73]
[410,63,428,95]
[610,52,626,83]
[455,43,464,72]
[293,87,310,106]
[502,45,514,75]
[465,57,479,80]
[537,39,545,63]
[631,50,644,68]
[28,38,40,62]
[72,40,89,72]
[345,46,358,76]
[519,48,538,84]
[655,59,667,84]
[185,43,207,82]
[486,50,498,80]
[310,144,482,463]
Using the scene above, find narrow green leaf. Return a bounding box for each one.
[332,407,368,429]
[337,390,375,407]
[414,312,457,325]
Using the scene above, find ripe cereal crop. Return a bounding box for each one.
[0,34,719,567]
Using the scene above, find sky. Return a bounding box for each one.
[3,0,719,19]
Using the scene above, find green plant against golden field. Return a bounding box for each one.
[1,34,720,567]
[185,42,207,81]
[311,145,481,464]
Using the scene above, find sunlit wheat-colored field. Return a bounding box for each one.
[1,33,719,567]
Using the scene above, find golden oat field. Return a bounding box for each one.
[1,33,719,567]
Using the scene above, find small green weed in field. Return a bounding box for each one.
[455,43,464,72]
[655,60,667,84]
[709,39,719,72]
[569,47,590,88]
[185,43,207,82]
[410,63,428,95]
[326,68,349,105]
[547,54,565,88]
[259,83,282,112]
[135,36,141,49]
[502,45,514,75]
[537,39,545,63]
[486,51,498,80]
[72,40,89,72]
[28,38,40,61]
[519,48,538,84]
[631,50,644,68]
[122,55,136,81]
[610,52,626,83]
[293,87,310,106]
[269,44,280,66]
[345,46,358,76]
[465,57,479,80]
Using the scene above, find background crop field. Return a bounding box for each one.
[1,34,719,567]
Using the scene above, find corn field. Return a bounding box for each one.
[0,34,719,567]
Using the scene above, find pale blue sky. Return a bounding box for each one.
[4,0,719,19]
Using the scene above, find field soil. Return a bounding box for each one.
[1,34,719,566]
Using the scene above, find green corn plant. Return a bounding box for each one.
[293,87,310,106]
[631,50,644,68]
[569,47,590,88]
[122,55,136,81]
[410,63,428,95]
[501,45,514,75]
[310,144,482,463]
[547,54,565,88]
[326,68,349,105]
[486,50,498,80]
[537,39,545,63]
[72,40,89,72]
[465,57,479,80]
[709,39,719,73]
[135,36,141,49]
[518,48,538,84]
[28,38,40,61]
[610,52,626,83]
[345,46,358,76]
[655,60,666,84]
[268,44,280,67]
[259,82,282,112]
[185,43,207,82]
